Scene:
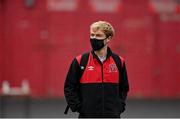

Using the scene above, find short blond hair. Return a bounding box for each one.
[90,21,115,38]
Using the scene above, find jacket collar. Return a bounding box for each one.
[91,47,112,63]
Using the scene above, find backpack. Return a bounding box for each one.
[64,52,123,114]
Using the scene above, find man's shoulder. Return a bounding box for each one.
[111,52,125,68]
[75,52,90,64]
[111,52,125,61]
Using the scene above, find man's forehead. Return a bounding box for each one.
[90,28,104,35]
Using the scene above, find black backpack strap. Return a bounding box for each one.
[64,106,69,114]
[64,52,89,115]
[112,53,127,110]
[111,53,123,76]
[79,52,90,77]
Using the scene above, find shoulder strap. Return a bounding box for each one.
[111,53,123,75]
[111,53,128,103]
[64,52,89,115]
[79,52,90,78]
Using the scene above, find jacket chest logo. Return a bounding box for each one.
[109,64,117,72]
[87,66,94,71]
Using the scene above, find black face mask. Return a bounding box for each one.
[90,38,106,51]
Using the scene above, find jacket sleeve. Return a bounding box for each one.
[64,58,82,112]
[119,61,129,112]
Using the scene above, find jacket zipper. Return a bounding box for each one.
[101,64,104,116]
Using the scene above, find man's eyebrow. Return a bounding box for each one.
[90,33,103,35]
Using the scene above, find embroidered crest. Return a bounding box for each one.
[109,64,117,72]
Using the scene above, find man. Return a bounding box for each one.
[64,21,129,118]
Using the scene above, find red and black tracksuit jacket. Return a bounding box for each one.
[64,48,129,118]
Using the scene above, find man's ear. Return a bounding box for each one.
[106,36,112,43]
[106,38,110,44]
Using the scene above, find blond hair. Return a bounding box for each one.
[90,21,115,38]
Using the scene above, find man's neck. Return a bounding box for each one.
[95,46,108,57]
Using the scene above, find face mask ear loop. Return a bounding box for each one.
[104,36,110,46]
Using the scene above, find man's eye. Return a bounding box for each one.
[96,34,104,37]
[90,34,95,37]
